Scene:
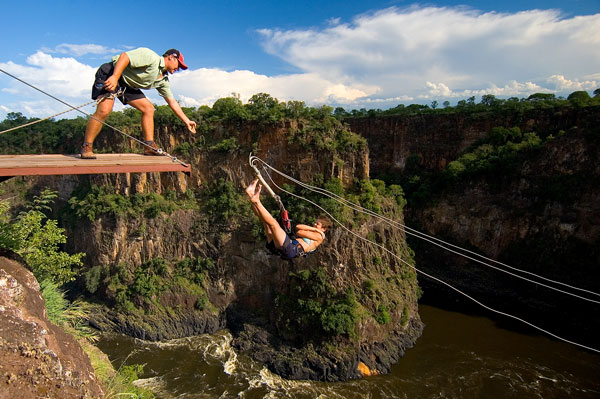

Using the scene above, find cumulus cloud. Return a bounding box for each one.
[423,80,549,99]
[2,5,599,119]
[258,6,600,105]
[169,68,378,107]
[0,51,96,99]
[546,75,599,92]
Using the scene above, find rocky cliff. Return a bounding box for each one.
[17,118,423,381]
[347,105,600,345]
[0,250,103,399]
[347,105,600,174]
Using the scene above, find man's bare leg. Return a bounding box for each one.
[84,98,115,144]
[128,97,155,142]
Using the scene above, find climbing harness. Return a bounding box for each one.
[250,154,600,353]
[0,67,188,167]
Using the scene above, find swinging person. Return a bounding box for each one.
[245,179,331,259]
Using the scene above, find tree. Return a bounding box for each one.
[211,96,249,121]
[246,93,284,123]
[481,94,502,108]
[567,90,591,106]
[285,100,308,119]
[431,100,438,109]
[333,107,349,118]
[0,189,84,285]
[594,88,600,97]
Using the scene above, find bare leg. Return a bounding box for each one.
[245,180,287,248]
[84,98,115,144]
[250,202,275,242]
[128,97,155,141]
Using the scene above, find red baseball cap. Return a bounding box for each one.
[163,49,188,70]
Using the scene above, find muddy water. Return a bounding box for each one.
[97,305,600,398]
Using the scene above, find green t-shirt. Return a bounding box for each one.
[111,47,174,99]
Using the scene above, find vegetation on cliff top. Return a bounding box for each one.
[334,89,600,118]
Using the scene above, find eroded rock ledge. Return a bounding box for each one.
[0,250,103,399]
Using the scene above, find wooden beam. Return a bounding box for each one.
[0,154,190,177]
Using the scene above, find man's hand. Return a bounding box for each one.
[104,75,120,92]
[186,120,197,134]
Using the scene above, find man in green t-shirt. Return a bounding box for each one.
[80,47,197,159]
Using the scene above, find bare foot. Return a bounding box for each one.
[245,179,262,203]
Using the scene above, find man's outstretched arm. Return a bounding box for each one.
[165,96,197,133]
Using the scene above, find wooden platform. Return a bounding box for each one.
[0,154,190,177]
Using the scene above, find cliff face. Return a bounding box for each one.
[0,250,103,399]
[347,106,600,174]
[26,120,422,381]
[348,106,600,344]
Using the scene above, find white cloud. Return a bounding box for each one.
[546,75,599,91]
[2,5,599,120]
[258,6,600,104]
[424,80,549,99]
[42,43,128,57]
[0,51,96,100]
[169,68,378,107]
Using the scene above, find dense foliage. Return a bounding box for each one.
[0,189,84,284]
[275,268,359,339]
[334,90,600,118]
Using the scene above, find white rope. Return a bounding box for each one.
[0,68,187,167]
[250,155,600,353]
[252,156,600,304]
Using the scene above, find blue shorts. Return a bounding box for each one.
[269,235,304,260]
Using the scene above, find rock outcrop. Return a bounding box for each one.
[0,250,103,399]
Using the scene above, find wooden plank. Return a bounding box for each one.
[0,154,190,176]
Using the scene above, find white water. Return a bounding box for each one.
[98,305,600,399]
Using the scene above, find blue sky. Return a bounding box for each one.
[0,0,598,119]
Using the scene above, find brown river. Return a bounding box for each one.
[97,304,600,398]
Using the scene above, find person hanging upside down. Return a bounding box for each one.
[245,179,331,259]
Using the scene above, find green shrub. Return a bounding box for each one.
[0,189,84,285]
[85,266,104,294]
[209,137,240,153]
[374,304,391,325]
[203,178,251,220]
[401,306,409,326]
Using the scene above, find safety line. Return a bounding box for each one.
[251,156,600,303]
[0,99,97,135]
[253,158,599,353]
[0,68,188,167]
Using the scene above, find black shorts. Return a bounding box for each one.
[91,62,145,105]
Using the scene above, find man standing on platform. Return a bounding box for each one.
[80,47,196,159]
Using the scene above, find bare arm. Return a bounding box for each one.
[296,228,325,242]
[104,52,130,92]
[295,224,321,232]
[164,96,197,133]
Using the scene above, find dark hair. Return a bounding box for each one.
[317,215,332,230]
